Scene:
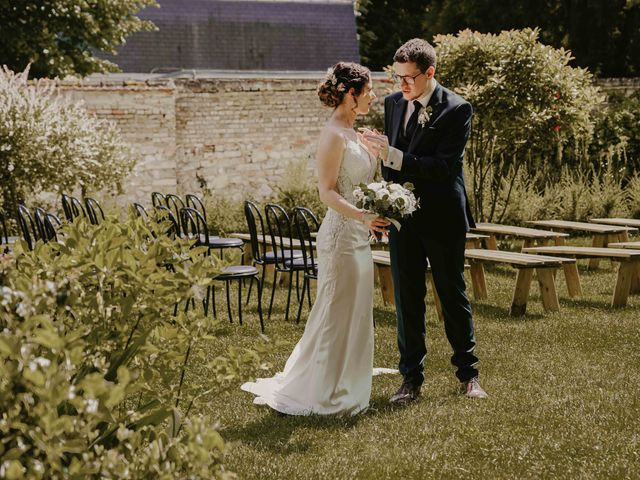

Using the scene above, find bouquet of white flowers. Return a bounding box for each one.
[353,180,419,230]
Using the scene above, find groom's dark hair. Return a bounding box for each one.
[394,39,437,72]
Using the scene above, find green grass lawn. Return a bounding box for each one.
[190,257,640,479]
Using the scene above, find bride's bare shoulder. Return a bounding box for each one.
[318,126,346,150]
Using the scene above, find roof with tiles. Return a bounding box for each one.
[99,0,360,72]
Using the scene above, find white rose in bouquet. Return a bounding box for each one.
[352,180,419,230]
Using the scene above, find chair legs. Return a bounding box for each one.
[207,276,264,332]
[267,268,278,320]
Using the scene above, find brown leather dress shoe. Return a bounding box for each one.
[461,377,488,399]
[389,381,421,404]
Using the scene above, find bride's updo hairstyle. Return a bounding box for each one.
[317,62,371,108]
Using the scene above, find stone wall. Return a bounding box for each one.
[59,73,639,206]
[60,72,389,205]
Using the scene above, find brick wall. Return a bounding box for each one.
[59,73,639,206]
[59,72,389,205]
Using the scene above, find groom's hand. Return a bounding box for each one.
[361,128,403,172]
[359,128,389,162]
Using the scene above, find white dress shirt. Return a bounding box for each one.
[385,78,436,171]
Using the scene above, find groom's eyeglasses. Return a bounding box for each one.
[391,71,425,85]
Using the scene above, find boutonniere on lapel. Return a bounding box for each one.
[417,105,433,128]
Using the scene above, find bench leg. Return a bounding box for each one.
[589,234,606,269]
[375,264,395,306]
[510,268,533,316]
[562,263,582,298]
[631,263,640,295]
[469,260,488,300]
[536,267,560,312]
[486,235,498,250]
[242,242,252,265]
[427,271,444,322]
[612,261,636,307]
[465,239,480,249]
[620,231,630,242]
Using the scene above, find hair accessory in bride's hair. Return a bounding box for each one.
[325,67,346,91]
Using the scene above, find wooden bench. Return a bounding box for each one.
[371,250,446,322]
[522,246,640,307]
[526,219,637,269]
[464,249,572,316]
[590,218,640,229]
[472,222,569,250]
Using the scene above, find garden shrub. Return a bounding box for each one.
[0,66,135,216]
[434,28,603,222]
[272,157,327,220]
[0,213,266,478]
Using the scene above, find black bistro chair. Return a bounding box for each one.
[17,204,39,251]
[182,207,264,332]
[84,197,105,225]
[151,191,167,208]
[264,203,309,322]
[1,210,10,254]
[61,194,85,222]
[165,194,188,236]
[293,207,320,323]
[132,202,149,219]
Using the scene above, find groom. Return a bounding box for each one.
[364,38,486,401]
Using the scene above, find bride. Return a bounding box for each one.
[241,62,390,416]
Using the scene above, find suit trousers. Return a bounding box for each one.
[388,221,479,383]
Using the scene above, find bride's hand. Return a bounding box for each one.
[361,212,390,235]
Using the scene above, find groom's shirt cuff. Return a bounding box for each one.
[384,146,403,171]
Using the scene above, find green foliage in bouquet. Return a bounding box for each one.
[0,66,135,215]
[0,213,267,478]
[354,181,418,221]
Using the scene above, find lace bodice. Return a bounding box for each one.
[335,135,378,203]
[317,133,378,256]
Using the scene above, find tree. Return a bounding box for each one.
[0,0,157,79]
[356,0,640,77]
[356,0,432,70]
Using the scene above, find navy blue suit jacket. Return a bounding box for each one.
[382,82,475,239]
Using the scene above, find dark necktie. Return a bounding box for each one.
[404,100,423,138]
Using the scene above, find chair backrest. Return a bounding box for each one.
[154,205,179,238]
[17,204,39,251]
[43,213,61,243]
[0,210,9,248]
[293,207,319,275]
[165,194,186,236]
[84,197,105,225]
[33,208,48,241]
[244,201,267,262]
[181,207,210,247]
[264,203,295,270]
[151,192,167,208]
[132,202,148,218]
[61,194,85,222]
[185,194,207,223]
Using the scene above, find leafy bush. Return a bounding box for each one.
[0,214,265,478]
[589,91,640,177]
[470,164,633,224]
[0,66,135,215]
[434,28,603,221]
[272,158,327,220]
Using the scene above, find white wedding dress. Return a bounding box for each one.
[241,132,393,416]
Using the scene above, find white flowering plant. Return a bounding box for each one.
[0,66,135,214]
[353,180,419,230]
